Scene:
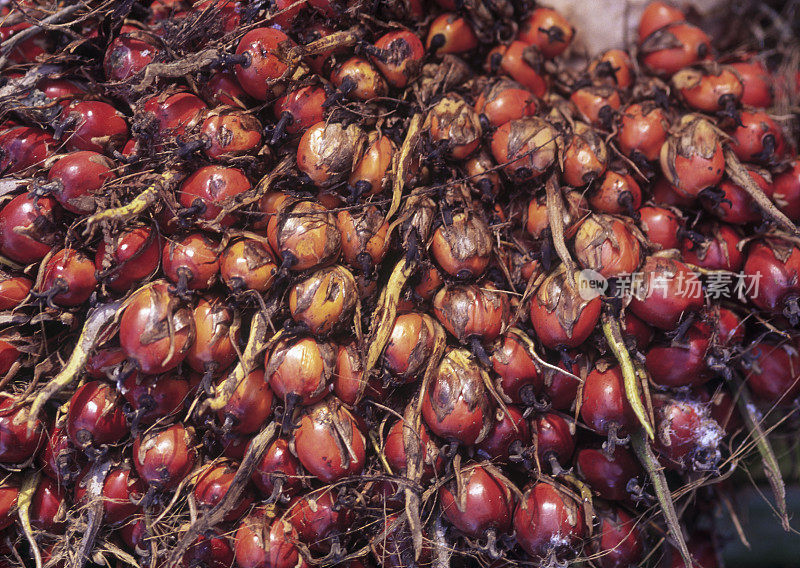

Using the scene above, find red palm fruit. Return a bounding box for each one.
[680,222,743,272]
[487,41,548,97]
[0,480,18,530]
[61,100,128,153]
[267,199,342,270]
[0,126,56,174]
[714,306,745,346]
[0,273,32,310]
[287,490,352,551]
[629,256,703,330]
[39,248,97,307]
[526,190,589,239]
[30,477,67,533]
[47,151,116,214]
[589,49,634,88]
[426,96,482,160]
[337,205,390,271]
[439,465,514,538]
[95,226,161,293]
[426,13,478,54]
[250,438,302,499]
[477,406,530,462]
[0,194,59,264]
[220,431,249,462]
[133,423,197,490]
[296,122,367,188]
[331,57,388,101]
[421,348,493,445]
[434,284,510,346]
[730,110,787,166]
[431,211,493,280]
[85,347,125,379]
[660,534,719,568]
[646,322,711,388]
[638,205,681,250]
[745,341,800,405]
[235,511,303,568]
[570,85,622,130]
[289,266,358,336]
[466,151,503,199]
[177,165,251,227]
[491,117,558,182]
[182,530,234,568]
[637,1,685,42]
[641,23,712,76]
[119,281,194,374]
[0,22,48,64]
[162,233,220,291]
[220,238,277,293]
[660,115,725,198]
[622,311,654,349]
[118,516,147,551]
[121,372,190,425]
[99,466,145,524]
[335,340,384,405]
[672,64,743,113]
[187,297,238,375]
[368,30,424,88]
[217,369,274,435]
[707,388,743,433]
[201,109,262,161]
[475,79,539,128]
[580,365,637,438]
[272,86,326,138]
[701,167,772,224]
[743,238,800,316]
[347,134,395,198]
[0,341,17,376]
[530,267,602,349]
[104,32,160,81]
[513,483,586,560]
[533,412,575,469]
[573,215,642,277]
[234,28,294,100]
[383,418,441,479]
[413,265,444,301]
[41,427,82,485]
[143,91,207,136]
[193,460,253,522]
[576,445,642,501]
[193,0,242,33]
[617,102,670,162]
[652,394,723,471]
[651,176,697,208]
[518,7,575,58]
[383,312,438,383]
[773,161,800,221]
[74,466,144,525]
[594,508,645,568]
[490,330,543,404]
[266,336,334,407]
[562,122,608,187]
[66,381,127,450]
[590,170,642,215]
[729,59,773,108]
[294,400,366,482]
